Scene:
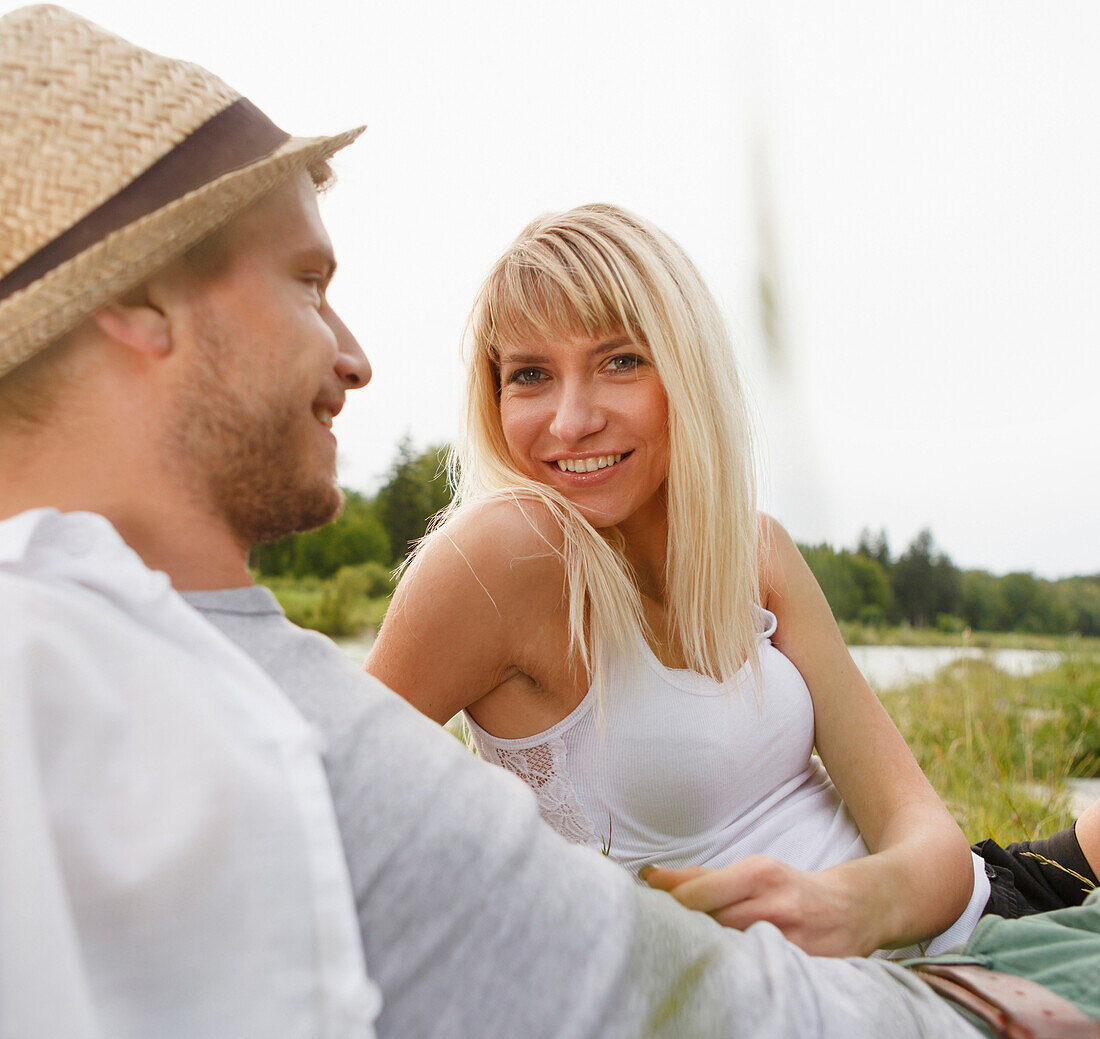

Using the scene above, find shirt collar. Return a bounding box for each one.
[0,508,172,606]
[183,585,285,616]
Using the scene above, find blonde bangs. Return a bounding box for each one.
[479,220,661,364]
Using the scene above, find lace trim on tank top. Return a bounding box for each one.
[467,728,604,851]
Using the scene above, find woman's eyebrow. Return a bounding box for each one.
[591,335,633,353]
[501,336,635,366]
[499,350,548,366]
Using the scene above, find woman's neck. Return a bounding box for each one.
[620,504,669,604]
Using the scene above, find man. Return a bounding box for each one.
[1,7,1097,1038]
[0,8,378,1038]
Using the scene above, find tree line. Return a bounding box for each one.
[802,529,1100,636]
[251,438,1100,636]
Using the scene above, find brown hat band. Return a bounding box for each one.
[0,97,289,303]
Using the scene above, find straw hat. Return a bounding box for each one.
[0,4,365,378]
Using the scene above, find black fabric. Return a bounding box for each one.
[975,825,1097,920]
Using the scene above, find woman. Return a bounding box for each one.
[367,203,1098,957]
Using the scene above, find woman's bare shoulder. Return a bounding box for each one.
[403,495,567,613]
[756,510,791,549]
[439,495,566,552]
[368,496,569,721]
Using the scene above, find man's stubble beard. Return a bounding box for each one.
[163,313,344,546]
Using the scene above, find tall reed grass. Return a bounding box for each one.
[880,655,1099,843]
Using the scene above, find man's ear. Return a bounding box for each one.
[90,300,171,358]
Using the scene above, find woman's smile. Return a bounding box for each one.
[551,451,629,474]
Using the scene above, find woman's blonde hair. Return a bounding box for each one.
[439,202,760,693]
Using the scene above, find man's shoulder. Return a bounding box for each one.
[0,571,77,648]
[0,508,174,614]
[187,586,349,663]
[188,586,400,715]
[0,568,140,650]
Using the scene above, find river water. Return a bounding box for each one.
[847,645,1061,690]
[337,635,1061,691]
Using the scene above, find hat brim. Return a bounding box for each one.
[0,125,365,377]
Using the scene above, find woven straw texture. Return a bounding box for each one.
[0,5,363,377]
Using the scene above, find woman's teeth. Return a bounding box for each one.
[313,406,334,428]
[556,454,623,473]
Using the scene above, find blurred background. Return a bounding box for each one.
[17,0,1100,583]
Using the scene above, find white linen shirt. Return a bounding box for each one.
[0,509,380,1039]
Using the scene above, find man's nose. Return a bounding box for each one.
[549,382,605,443]
[329,308,371,388]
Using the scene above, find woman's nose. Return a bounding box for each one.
[549,383,605,444]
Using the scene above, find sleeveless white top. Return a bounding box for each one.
[466,605,989,956]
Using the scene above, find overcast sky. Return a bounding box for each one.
[18,1,1100,577]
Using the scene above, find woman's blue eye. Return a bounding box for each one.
[607,354,642,373]
[508,367,544,385]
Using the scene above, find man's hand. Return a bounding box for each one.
[642,856,880,958]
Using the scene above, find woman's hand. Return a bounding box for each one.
[642,857,880,958]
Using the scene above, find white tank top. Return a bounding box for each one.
[466,605,989,956]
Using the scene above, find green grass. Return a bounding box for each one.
[880,655,1100,844]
